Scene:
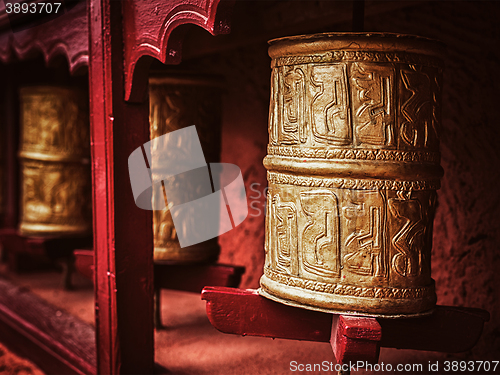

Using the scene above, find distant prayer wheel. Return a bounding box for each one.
[149,76,222,263]
[19,86,91,237]
[259,33,444,316]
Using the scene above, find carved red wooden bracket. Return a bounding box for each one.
[122,0,234,102]
[0,2,88,74]
[0,0,233,89]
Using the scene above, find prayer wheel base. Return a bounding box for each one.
[19,223,91,238]
[259,273,436,318]
[154,243,220,264]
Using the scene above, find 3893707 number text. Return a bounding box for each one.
[5,2,62,14]
[443,360,499,372]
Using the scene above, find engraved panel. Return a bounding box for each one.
[299,191,340,279]
[270,194,298,276]
[264,191,272,269]
[431,71,443,147]
[387,191,436,279]
[310,64,351,145]
[351,62,395,146]
[278,66,307,145]
[399,66,438,149]
[269,70,279,145]
[343,190,387,277]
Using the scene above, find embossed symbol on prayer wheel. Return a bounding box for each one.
[259,33,444,316]
[149,76,222,263]
[19,86,91,237]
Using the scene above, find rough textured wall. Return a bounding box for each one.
[182,0,500,363]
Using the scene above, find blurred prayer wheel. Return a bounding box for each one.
[149,75,222,263]
[19,86,91,237]
[260,33,444,317]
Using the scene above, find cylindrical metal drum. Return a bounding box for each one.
[259,33,444,317]
[149,76,222,263]
[19,86,91,237]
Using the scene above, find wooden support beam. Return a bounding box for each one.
[203,287,333,342]
[202,287,489,355]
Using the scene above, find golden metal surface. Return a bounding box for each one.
[149,75,222,263]
[19,87,91,237]
[260,33,444,316]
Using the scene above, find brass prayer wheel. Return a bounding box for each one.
[149,75,222,263]
[260,33,444,317]
[19,86,91,237]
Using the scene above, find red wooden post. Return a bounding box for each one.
[88,0,154,373]
[0,68,19,230]
[330,315,381,366]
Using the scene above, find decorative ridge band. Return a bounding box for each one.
[267,146,440,164]
[264,155,443,181]
[264,268,435,299]
[267,171,441,191]
[19,151,90,164]
[271,50,443,68]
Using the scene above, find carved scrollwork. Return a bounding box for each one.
[264,267,435,300]
[123,0,233,101]
[267,146,440,163]
[0,2,88,74]
[272,50,443,69]
[267,171,441,191]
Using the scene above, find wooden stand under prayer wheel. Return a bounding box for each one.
[0,86,92,288]
[74,249,244,328]
[202,32,489,374]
